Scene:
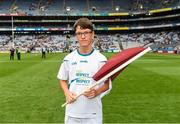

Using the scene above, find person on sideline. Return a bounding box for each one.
[57,18,112,124]
[41,46,46,59]
[10,47,15,60]
[16,47,21,60]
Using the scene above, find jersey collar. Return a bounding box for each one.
[77,48,94,56]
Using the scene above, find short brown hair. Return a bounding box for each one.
[73,18,94,32]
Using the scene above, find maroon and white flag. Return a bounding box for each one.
[93,47,149,81]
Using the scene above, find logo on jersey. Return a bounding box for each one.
[71,62,77,65]
[80,60,88,63]
[70,72,91,86]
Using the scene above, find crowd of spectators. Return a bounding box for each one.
[0,31,180,53]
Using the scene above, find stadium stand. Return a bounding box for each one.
[0,0,14,13]
[0,31,180,53]
[14,0,39,15]
[1,0,179,15]
[129,0,179,11]
[89,0,112,13]
[0,0,180,54]
[65,0,88,13]
[46,0,64,15]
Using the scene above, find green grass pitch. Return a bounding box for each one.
[0,52,180,123]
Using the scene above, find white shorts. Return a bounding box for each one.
[65,115,102,124]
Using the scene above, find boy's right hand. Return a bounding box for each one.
[65,91,77,104]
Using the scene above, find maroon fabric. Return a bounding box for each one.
[93,47,146,81]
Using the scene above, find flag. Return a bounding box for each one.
[93,47,150,81]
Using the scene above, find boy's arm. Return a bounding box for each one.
[60,80,76,103]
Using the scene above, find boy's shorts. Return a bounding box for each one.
[65,115,102,124]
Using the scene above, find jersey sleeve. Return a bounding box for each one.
[57,59,69,80]
[97,55,112,98]
[100,78,112,98]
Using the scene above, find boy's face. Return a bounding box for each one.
[75,26,94,47]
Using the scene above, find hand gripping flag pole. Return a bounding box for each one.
[61,47,151,108]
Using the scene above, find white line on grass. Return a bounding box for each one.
[0,60,62,63]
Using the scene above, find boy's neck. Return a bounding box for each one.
[78,47,93,54]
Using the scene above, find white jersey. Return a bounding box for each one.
[57,49,111,118]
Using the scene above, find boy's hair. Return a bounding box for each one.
[73,18,94,32]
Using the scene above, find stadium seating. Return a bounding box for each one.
[0,0,14,13]
[0,0,180,15]
[0,0,180,54]
[1,31,180,53]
